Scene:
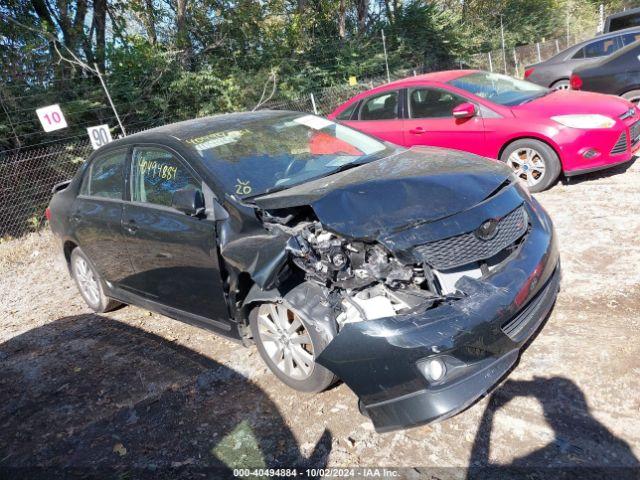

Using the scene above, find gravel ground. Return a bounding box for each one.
[1,160,639,478]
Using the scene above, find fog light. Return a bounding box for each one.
[422,358,446,382]
[581,148,600,159]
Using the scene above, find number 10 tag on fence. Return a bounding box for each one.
[36,104,68,132]
[87,124,113,150]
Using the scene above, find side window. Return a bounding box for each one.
[622,32,640,46]
[359,91,399,120]
[130,147,200,208]
[582,37,620,58]
[336,102,358,120]
[82,150,126,199]
[572,48,585,59]
[410,88,467,118]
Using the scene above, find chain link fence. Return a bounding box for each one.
[0,140,91,237]
[466,28,597,78]
[0,23,605,238]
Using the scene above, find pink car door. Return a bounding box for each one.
[403,86,487,155]
[341,89,405,145]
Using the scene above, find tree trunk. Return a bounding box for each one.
[357,0,368,33]
[338,0,346,38]
[145,0,157,44]
[176,0,191,66]
[93,0,107,72]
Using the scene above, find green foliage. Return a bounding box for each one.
[0,0,605,150]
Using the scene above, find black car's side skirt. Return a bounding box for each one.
[107,285,242,341]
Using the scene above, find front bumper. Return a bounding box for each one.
[316,193,560,432]
[558,116,640,175]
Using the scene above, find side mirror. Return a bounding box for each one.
[452,102,477,119]
[172,189,205,216]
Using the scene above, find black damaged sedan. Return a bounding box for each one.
[48,111,560,432]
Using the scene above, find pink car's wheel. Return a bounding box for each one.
[500,139,561,193]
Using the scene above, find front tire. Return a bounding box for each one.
[500,139,561,193]
[621,89,640,105]
[250,303,337,393]
[70,247,121,313]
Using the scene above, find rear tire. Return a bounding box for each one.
[250,302,337,393]
[70,248,121,313]
[621,89,640,105]
[500,139,561,193]
[551,79,570,90]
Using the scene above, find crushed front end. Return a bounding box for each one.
[241,152,560,432]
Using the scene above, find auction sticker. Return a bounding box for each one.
[36,104,68,132]
[186,130,246,151]
[293,115,334,130]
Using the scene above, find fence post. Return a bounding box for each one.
[555,39,560,53]
[488,52,493,72]
[513,49,518,77]
[94,63,127,136]
[536,42,542,62]
[381,29,391,84]
[310,93,318,115]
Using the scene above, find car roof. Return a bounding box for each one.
[119,110,294,144]
[387,69,477,86]
[549,26,640,60]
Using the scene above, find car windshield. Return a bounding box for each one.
[448,71,549,106]
[184,113,392,198]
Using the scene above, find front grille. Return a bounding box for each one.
[630,120,640,146]
[611,131,628,155]
[414,205,528,270]
[501,266,561,342]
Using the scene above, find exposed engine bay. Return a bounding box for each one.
[258,207,517,327]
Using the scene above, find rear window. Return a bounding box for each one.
[609,14,640,32]
[359,91,399,120]
[336,102,358,120]
[81,149,126,199]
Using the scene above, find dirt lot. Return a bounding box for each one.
[1,161,640,478]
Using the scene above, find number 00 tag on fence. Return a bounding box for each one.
[36,104,68,132]
[87,124,113,150]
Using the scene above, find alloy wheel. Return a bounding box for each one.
[507,147,546,188]
[256,303,315,380]
[626,95,640,105]
[73,256,100,306]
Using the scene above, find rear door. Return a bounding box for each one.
[121,145,229,326]
[341,89,406,145]
[402,86,486,155]
[71,147,135,285]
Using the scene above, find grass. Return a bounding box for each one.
[0,228,56,276]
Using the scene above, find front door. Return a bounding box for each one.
[122,146,229,324]
[341,89,406,145]
[402,87,486,156]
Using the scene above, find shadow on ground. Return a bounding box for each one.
[561,157,637,186]
[465,377,640,479]
[0,315,331,478]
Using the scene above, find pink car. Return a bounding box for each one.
[329,70,639,191]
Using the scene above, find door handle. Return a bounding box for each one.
[409,127,426,134]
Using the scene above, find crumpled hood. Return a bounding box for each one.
[253,147,513,240]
